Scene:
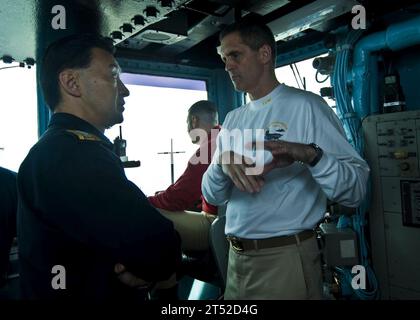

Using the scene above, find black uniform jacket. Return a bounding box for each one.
[0,167,17,285]
[17,113,182,300]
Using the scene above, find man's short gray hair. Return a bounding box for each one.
[188,100,219,126]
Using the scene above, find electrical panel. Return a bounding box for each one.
[363,110,420,299]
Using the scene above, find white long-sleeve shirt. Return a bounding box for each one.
[202,84,370,238]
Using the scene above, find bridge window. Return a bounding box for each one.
[245,54,335,109]
[0,62,38,172]
[105,73,208,196]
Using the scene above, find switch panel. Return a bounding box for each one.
[377,119,418,177]
[401,180,420,228]
[363,110,420,299]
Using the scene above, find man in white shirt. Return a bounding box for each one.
[202,20,370,299]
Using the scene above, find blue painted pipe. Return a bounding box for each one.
[352,15,420,118]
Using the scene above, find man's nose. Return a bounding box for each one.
[119,79,130,97]
[224,58,234,72]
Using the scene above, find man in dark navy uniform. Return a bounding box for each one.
[17,34,182,300]
[0,167,17,288]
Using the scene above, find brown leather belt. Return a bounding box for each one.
[227,230,316,252]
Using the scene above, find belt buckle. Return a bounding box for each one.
[228,236,244,252]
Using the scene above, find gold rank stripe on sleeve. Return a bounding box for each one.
[66,130,102,142]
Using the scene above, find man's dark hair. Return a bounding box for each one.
[188,100,218,126]
[219,20,277,67]
[40,34,115,111]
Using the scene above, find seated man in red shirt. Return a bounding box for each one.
[148,100,220,252]
[117,101,220,299]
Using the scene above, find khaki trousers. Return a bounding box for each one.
[158,209,216,252]
[154,210,216,289]
[224,235,323,300]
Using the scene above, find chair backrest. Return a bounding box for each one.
[209,210,229,289]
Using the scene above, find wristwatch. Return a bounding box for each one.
[308,143,323,167]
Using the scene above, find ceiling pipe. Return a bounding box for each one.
[352,15,420,118]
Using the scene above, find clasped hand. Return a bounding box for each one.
[218,140,315,194]
[114,263,152,289]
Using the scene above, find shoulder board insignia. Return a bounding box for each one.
[66,130,102,142]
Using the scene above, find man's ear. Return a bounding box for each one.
[259,44,272,65]
[191,115,199,128]
[58,69,82,98]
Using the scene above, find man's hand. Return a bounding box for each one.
[262,140,317,174]
[218,151,265,193]
[114,263,152,289]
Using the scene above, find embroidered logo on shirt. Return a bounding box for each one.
[264,122,287,141]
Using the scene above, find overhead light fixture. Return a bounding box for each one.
[137,10,188,45]
[267,0,360,41]
[158,0,175,8]
[139,30,187,45]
